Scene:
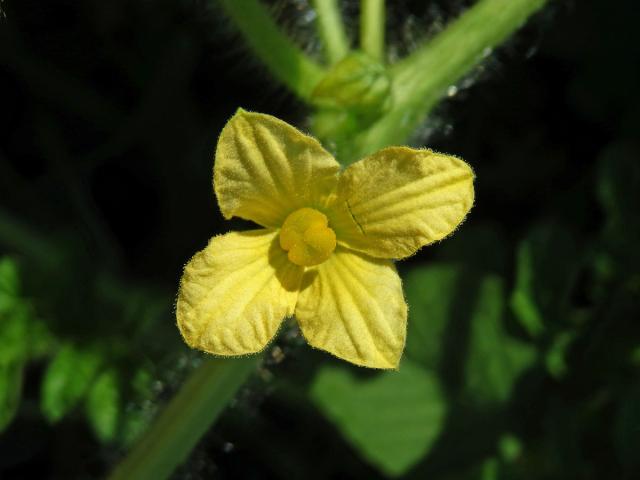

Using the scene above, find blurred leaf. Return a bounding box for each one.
[28,319,56,359]
[120,406,154,448]
[631,347,640,367]
[311,360,446,477]
[0,305,29,365]
[41,344,103,422]
[0,258,26,361]
[0,258,39,433]
[85,368,121,443]
[119,367,155,447]
[545,330,576,379]
[498,433,523,463]
[404,264,461,368]
[510,224,580,337]
[0,361,24,433]
[480,458,499,480]
[466,276,536,404]
[0,257,19,313]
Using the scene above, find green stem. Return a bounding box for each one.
[313,0,350,64]
[108,356,259,480]
[349,0,548,161]
[219,0,326,99]
[360,0,385,61]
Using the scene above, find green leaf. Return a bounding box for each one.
[85,368,121,443]
[120,406,154,448]
[466,276,536,404]
[480,458,500,480]
[311,360,447,477]
[118,367,154,447]
[545,330,576,379]
[404,264,461,369]
[0,304,30,365]
[510,224,579,337]
[0,360,24,433]
[498,433,523,463]
[28,319,56,359]
[41,344,103,422]
[0,257,19,314]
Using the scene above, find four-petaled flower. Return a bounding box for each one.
[176,110,474,369]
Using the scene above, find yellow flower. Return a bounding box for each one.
[176,110,474,369]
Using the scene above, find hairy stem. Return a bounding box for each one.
[313,0,350,64]
[360,0,385,62]
[348,0,549,161]
[219,0,326,99]
[108,356,259,480]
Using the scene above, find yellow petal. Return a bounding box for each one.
[295,247,407,369]
[214,109,341,228]
[176,230,303,355]
[328,147,474,259]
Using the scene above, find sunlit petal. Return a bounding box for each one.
[328,147,474,259]
[295,247,407,369]
[214,109,341,227]
[177,230,302,355]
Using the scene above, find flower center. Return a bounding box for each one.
[279,208,337,267]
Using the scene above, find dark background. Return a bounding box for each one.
[1,0,639,478]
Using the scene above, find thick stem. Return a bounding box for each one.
[360,0,385,62]
[312,0,350,64]
[347,0,549,162]
[107,356,259,480]
[219,0,325,99]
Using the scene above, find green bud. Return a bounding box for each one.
[312,52,392,115]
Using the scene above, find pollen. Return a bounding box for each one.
[280,208,337,267]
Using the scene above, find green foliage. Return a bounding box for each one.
[405,264,536,404]
[510,224,580,337]
[119,368,155,447]
[0,309,27,433]
[0,361,23,433]
[0,304,29,367]
[309,236,537,475]
[544,330,576,379]
[404,264,459,369]
[85,368,121,443]
[0,258,34,433]
[41,343,104,422]
[465,276,536,404]
[0,251,170,447]
[0,258,19,313]
[311,360,446,477]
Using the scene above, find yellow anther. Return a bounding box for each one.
[280,208,337,267]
